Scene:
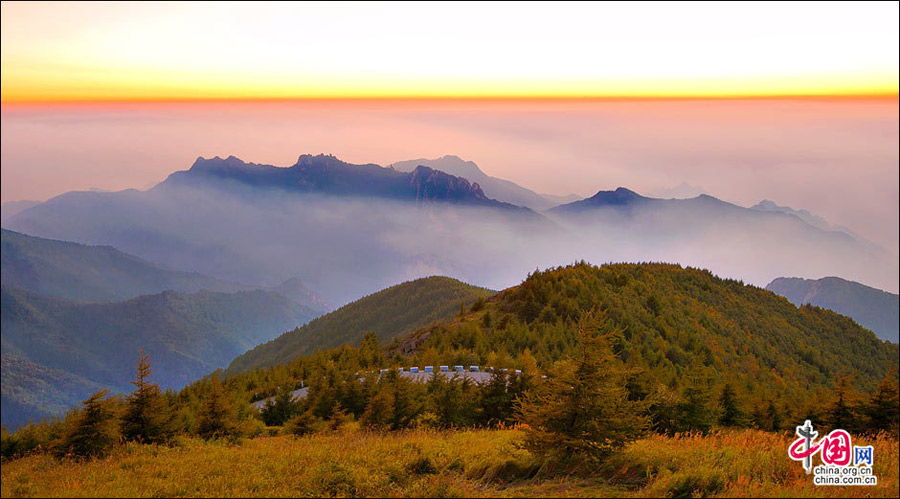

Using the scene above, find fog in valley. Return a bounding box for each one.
[5,164,896,306]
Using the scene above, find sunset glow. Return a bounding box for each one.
[2,1,898,103]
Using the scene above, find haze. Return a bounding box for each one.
[2,98,898,257]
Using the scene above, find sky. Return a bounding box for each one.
[1,2,898,256]
[1,1,898,101]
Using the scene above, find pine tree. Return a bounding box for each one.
[718,383,746,427]
[675,375,717,433]
[55,390,119,459]
[479,371,513,427]
[361,385,395,430]
[766,400,782,432]
[359,332,384,368]
[121,350,173,444]
[196,377,237,439]
[516,309,648,463]
[387,371,422,429]
[824,375,859,431]
[865,369,899,436]
[284,410,318,437]
[260,385,299,426]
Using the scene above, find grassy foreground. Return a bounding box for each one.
[1,428,897,498]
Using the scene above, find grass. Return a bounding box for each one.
[1,428,897,498]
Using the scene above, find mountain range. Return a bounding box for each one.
[168,154,530,211]
[547,187,897,294]
[3,153,896,306]
[0,230,327,429]
[766,276,899,343]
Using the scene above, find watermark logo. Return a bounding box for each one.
[788,420,878,486]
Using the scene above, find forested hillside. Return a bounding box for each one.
[228,276,494,374]
[213,263,897,438]
[1,286,319,428]
[4,263,898,476]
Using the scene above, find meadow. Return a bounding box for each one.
[2,427,896,498]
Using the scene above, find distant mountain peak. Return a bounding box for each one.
[295,153,341,166]
[388,155,557,210]
[751,199,834,232]
[189,155,249,171]
[586,187,647,204]
[162,153,524,210]
[408,165,489,201]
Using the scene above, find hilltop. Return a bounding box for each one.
[393,263,896,398]
[219,263,898,435]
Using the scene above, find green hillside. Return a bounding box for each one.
[397,262,897,400]
[1,286,319,429]
[0,355,107,427]
[1,228,248,302]
[221,262,896,431]
[227,276,495,374]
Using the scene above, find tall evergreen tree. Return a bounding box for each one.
[55,390,119,459]
[675,375,717,433]
[260,385,299,426]
[865,369,899,436]
[717,383,746,427]
[766,400,782,432]
[361,385,395,430]
[517,309,648,463]
[196,377,237,439]
[824,375,859,431]
[121,350,173,444]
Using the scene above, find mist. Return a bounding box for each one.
[2,98,897,257]
[6,171,896,307]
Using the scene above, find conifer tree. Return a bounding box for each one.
[865,369,899,436]
[121,350,173,444]
[196,377,237,439]
[55,390,119,458]
[672,372,717,433]
[359,332,384,368]
[766,400,782,432]
[517,309,648,463]
[361,385,395,430]
[260,385,299,426]
[824,375,859,431]
[717,383,746,427]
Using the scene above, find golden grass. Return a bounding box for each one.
[1,428,897,498]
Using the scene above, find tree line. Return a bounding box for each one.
[3,313,897,465]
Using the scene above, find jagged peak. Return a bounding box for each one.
[190,155,247,170]
[295,153,339,166]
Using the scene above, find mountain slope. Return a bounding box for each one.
[751,200,832,231]
[1,228,248,302]
[1,355,107,428]
[390,155,555,210]
[395,263,897,397]
[227,276,494,374]
[766,276,899,343]
[1,286,320,428]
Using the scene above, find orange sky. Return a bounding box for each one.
[2,2,898,103]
